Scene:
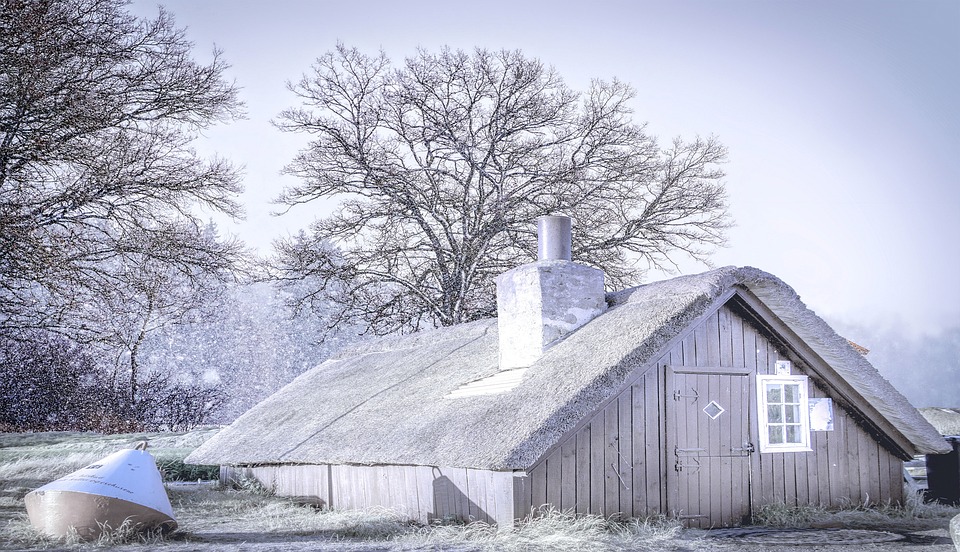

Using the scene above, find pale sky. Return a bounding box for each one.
[130,0,960,334]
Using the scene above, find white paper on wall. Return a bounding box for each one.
[809,397,834,431]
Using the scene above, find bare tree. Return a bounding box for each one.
[274,45,730,334]
[93,222,235,403]
[0,0,244,338]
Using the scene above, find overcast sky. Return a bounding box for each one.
[130,0,960,335]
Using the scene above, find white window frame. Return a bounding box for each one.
[756,374,812,453]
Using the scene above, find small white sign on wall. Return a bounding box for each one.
[809,398,834,431]
[775,360,792,375]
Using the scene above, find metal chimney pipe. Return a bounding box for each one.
[537,216,572,261]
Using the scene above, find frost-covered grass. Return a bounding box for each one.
[172,493,683,551]
[403,508,683,551]
[0,429,220,482]
[0,450,105,486]
[171,489,419,538]
[0,428,219,461]
[2,512,171,549]
[751,491,960,532]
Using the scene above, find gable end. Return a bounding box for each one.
[730,287,915,459]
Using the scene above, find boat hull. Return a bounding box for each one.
[25,489,176,539]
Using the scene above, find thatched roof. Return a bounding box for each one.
[187,267,949,469]
[920,408,960,436]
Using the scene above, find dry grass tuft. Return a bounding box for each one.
[1,514,171,549]
[169,486,417,538]
[1,515,57,549]
[90,518,169,546]
[399,507,683,552]
[751,489,960,532]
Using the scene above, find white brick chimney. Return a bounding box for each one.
[495,216,606,369]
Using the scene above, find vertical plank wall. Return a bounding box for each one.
[222,464,517,524]
[744,300,905,509]
[513,365,667,518]
[516,302,904,521]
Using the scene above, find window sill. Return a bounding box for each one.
[759,446,813,454]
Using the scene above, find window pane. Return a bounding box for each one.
[769,425,784,444]
[786,424,802,443]
[784,384,799,403]
[758,375,811,451]
[767,385,782,404]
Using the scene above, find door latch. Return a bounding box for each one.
[731,442,755,455]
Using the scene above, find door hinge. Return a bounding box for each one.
[673,388,700,401]
[675,456,701,473]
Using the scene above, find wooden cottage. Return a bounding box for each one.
[187,219,949,528]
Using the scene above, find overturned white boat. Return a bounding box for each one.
[25,442,177,539]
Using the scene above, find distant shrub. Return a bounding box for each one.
[97,371,226,433]
[0,331,224,433]
[0,332,105,431]
[156,458,219,481]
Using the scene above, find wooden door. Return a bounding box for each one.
[665,365,754,527]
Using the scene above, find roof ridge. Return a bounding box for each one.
[330,318,496,359]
